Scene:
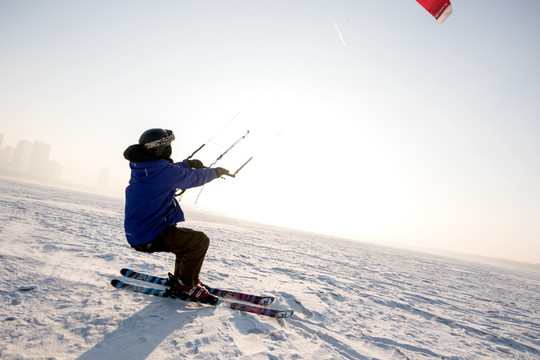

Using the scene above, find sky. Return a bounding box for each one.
[1,0,539,263]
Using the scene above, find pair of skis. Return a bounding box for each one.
[111,269,294,319]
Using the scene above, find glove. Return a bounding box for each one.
[187,159,204,169]
[213,167,230,177]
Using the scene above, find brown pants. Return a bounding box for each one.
[133,226,210,286]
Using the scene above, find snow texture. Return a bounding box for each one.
[1,177,539,359]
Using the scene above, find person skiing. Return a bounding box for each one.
[123,128,229,303]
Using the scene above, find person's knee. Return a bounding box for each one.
[198,232,210,250]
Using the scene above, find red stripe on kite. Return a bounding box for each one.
[416,0,453,24]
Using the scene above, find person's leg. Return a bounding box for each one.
[162,227,210,286]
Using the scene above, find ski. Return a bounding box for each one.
[111,279,293,319]
[111,279,219,304]
[120,268,275,306]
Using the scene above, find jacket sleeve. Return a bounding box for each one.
[176,160,191,169]
[165,162,217,190]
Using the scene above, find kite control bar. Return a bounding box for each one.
[221,156,253,178]
[208,130,249,168]
[186,143,205,160]
[176,130,252,199]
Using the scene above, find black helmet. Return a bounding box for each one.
[139,128,175,149]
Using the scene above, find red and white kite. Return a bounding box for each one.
[416,0,453,24]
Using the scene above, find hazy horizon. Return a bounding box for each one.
[1,174,538,270]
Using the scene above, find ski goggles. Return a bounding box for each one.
[144,129,175,149]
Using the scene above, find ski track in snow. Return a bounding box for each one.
[1,176,539,359]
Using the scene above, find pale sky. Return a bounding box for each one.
[1,1,539,263]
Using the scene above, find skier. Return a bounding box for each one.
[123,128,229,302]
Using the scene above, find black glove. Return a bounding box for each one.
[213,167,230,177]
[187,159,204,169]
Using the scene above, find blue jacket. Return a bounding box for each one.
[124,156,217,245]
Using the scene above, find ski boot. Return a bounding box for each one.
[165,273,219,304]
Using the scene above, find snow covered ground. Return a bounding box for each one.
[1,176,539,360]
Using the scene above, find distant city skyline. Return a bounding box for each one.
[0,134,62,180]
[1,134,116,196]
[0,134,113,192]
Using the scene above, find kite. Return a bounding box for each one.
[416,0,453,24]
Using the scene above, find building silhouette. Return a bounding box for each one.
[0,135,62,180]
[9,140,33,173]
[27,141,51,177]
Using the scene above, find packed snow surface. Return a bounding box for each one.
[1,177,539,359]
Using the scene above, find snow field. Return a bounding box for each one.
[1,177,539,359]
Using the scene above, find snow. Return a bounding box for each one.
[1,176,539,360]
